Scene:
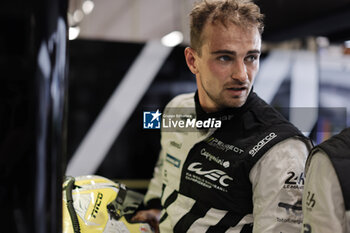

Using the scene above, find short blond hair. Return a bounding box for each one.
[190,0,264,55]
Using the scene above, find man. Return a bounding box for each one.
[133,0,311,232]
[302,127,350,233]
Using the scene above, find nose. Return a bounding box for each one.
[231,60,248,83]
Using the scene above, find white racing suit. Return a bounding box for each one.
[302,128,350,233]
[144,91,310,233]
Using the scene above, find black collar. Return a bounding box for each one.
[194,89,255,122]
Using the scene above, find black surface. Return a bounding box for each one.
[0,0,68,232]
[67,40,196,180]
[256,0,350,42]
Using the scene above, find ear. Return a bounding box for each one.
[184,47,199,75]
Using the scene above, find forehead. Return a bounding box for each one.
[201,21,261,52]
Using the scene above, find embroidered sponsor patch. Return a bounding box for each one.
[166,153,181,168]
[283,171,304,189]
[205,137,244,154]
[185,162,233,192]
[200,148,230,168]
[249,132,277,157]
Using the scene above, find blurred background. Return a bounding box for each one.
[1,0,350,232]
[65,0,350,185]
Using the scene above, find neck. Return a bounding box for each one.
[198,95,221,113]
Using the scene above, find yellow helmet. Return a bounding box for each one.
[62,175,153,233]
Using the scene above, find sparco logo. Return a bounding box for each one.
[249,133,277,157]
[187,162,233,187]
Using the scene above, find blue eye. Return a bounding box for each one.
[218,55,232,62]
[245,55,258,62]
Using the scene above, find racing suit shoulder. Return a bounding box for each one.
[250,137,309,233]
[302,128,350,233]
[315,128,350,211]
[302,150,347,233]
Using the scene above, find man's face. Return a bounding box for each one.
[185,22,261,112]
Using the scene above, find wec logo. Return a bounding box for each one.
[187,162,233,187]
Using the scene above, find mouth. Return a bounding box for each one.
[226,86,247,96]
[227,87,246,91]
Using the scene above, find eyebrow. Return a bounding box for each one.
[211,49,261,55]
